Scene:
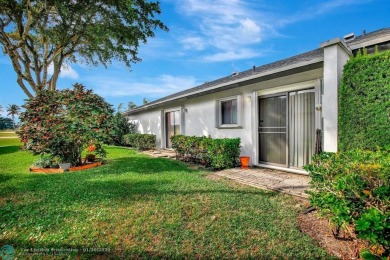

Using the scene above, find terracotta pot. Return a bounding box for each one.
[239,156,250,167]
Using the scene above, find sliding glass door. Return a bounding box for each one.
[165,110,181,148]
[289,90,315,167]
[259,95,287,165]
[258,89,315,168]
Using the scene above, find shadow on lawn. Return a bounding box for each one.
[0,145,21,155]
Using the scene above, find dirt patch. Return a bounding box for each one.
[298,209,367,259]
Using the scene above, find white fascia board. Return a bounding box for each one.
[348,35,390,50]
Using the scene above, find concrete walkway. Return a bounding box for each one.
[215,167,311,199]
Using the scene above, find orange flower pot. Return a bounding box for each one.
[239,156,250,168]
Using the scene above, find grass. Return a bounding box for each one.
[0,131,18,138]
[0,138,332,259]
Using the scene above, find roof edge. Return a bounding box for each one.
[126,57,324,115]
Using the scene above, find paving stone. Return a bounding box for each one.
[216,167,311,199]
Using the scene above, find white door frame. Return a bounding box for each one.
[252,79,322,174]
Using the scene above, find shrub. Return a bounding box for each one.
[339,49,390,151]
[33,154,53,168]
[123,133,156,150]
[111,112,136,145]
[304,149,390,257]
[171,135,240,170]
[18,84,115,166]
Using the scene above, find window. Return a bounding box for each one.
[217,96,242,128]
[221,99,237,124]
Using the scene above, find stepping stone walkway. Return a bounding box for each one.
[215,167,311,199]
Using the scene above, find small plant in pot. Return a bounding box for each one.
[85,145,96,162]
[33,154,53,168]
[50,157,60,169]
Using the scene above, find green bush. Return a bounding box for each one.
[304,149,390,257]
[18,84,115,166]
[339,49,390,151]
[33,154,53,168]
[123,133,156,150]
[171,135,240,170]
[111,112,136,145]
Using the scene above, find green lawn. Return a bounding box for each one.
[0,131,18,138]
[0,139,332,259]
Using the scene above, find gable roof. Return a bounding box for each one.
[126,27,390,115]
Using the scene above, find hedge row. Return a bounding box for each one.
[171,135,240,170]
[338,49,390,151]
[304,149,390,258]
[123,133,156,150]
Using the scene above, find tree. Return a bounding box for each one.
[117,103,125,113]
[0,0,168,98]
[0,117,13,130]
[143,98,149,104]
[0,104,3,113]
[6,104,20,130]
[112,112,136,145]
[128,101,137,111]
[18,84,116,166]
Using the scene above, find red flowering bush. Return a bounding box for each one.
[18,84,115,166]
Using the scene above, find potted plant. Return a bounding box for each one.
[59,162,71,170]
[239,156,250,168]
[85,145,96,162]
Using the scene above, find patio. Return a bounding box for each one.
[215,167,310,199]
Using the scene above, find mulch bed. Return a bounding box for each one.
[30,160,103,173]
[298,208,369,259]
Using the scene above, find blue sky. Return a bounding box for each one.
[0,0,389,118]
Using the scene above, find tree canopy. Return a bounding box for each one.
[0,0,168,98]
[18,84,116,165]
[6,104,21,129]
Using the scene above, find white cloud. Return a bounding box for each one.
[203,49,263,62]
[180,36,206,51]
[275,0,374,26]
[173,0,373,62]
[48,63,79,80]
[86,74,199,98]
[176,0,266,60]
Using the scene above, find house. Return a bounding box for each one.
[126,28,390,174]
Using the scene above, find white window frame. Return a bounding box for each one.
[216,95,243,128]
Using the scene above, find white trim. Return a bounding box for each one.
[256,164,309,175]
[257,80,316,96]
[254,79,320,171]
[216,95,243,128]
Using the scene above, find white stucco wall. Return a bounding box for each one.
[129,109,162,148]
[130,68,323,166]
[321,39,351,152]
